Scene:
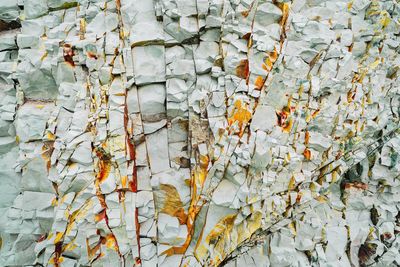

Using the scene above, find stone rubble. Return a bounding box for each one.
[0,0,399,266]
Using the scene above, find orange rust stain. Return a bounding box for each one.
[63,44,75,67]
[124,104,138,193]
[37,234,47,242]
[124,125,135,162]
[161,201,203,256]
[276,108,291,130]
[262,57,273,72]
[96,192,107,210]
[269,47,278,62]
[95,149,111,183]
[311,108,320,119]
[242,32,251,40]
[98,160,111,183]
[94,163,108,212]
[304,131,310,145]
[296,192,303,203]
[347,90,354,103]
[254,76,264,90]
[381,232,392,240]
[41,141,54,173]
[134,207,140,254]
[51,236,63,267]
[241,10,249,17]
[95,252,105,262]
[46,158,51,173]
[344,182,368,191]
[303,148,311,160]
[282,118,293,133]
[236,59,249,79]
[49,202,94,265]
[228,100,252,136]
[87,51,98,60]
[49,255,64,266]
[87,236,105,258]
[105,234,118,251]
[124,92,141,261]
[262,47,278,72]
[94,209,107,222]
[87,233,121,260]
[129,178,137,192]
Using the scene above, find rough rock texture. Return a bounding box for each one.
[0,0,400,266]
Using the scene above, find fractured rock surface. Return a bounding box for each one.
[0,0,400,266]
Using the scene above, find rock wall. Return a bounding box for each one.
[0,0,399,266]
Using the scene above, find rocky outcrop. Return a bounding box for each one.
[0,0,399,266]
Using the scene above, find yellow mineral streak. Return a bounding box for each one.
[105,234,118,251]
[303,148,311,160]
[228,100,252,136]
[48,256,64,265]
[121,175,127,188]
[279,3,290,29]
[160,184,187,225]
[54,232,64,244]
[283,117,293,133]
[161,155,209,256]
[196,211,262,266]
[195,214,237,262]
[64,241,78,251]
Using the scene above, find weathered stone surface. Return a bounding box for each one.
[15,103,55,143]
[1,1,400,267]
[0,1,20,22]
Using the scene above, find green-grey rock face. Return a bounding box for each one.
[0,0,399,266]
